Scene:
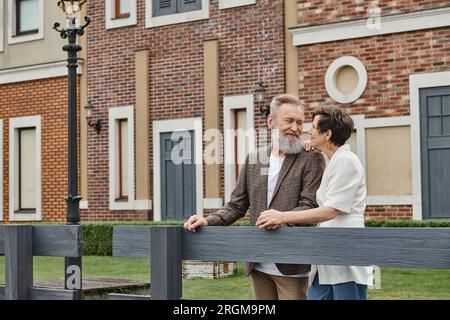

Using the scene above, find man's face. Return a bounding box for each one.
[269,103,304,140]
[268,103,305,154]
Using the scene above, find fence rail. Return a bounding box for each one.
[0,225,82,300]
[110,226,450,300]
[1,224,449,300]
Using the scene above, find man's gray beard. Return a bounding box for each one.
[272,131,303,155]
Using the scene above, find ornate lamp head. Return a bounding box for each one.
[57,1,87,29]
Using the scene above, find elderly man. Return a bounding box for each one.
[184,94,325,300]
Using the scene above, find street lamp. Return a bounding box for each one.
[54,0,91,300]
[84,101,102,134]
[254,81,269,117]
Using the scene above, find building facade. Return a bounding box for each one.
[1,1,449,223]
[81,0,449,221]
[0,0,87,223]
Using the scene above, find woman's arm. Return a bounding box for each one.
[255,206,339,229]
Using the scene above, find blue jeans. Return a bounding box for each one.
[307,274,368,300]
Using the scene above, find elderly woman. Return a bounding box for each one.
[256,105,372,300]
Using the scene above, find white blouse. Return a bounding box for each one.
[310,144,373,286]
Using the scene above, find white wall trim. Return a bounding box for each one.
[0,0,4,52]
[223,94,256,202]
[363,116,411,128]
[0,60,83,85]
[108,106,135,211]
[0,120,3,221]
[7,0,45,45]
[105,0,137,29]
[134,200,153,210]
[366,195,412,206]
[153,117,203,221]
[291,7,450,46]
[9,115,42,222]
[219,0,256,10]
[409,71,450,220]
[80,200,88,210]
[145,0,209,28]
[203,198,223,209]
[325,56,368,104]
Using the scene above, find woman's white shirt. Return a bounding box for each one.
[311,144,373,286]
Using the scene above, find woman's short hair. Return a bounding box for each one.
[269,94,304,116]
[312,105,354,146]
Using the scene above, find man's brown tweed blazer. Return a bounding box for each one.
[205,146,325,275]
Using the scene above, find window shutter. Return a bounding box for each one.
[153,0,177,17]
[178,0,202,13]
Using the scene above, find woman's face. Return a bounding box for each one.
[309,115,328,149]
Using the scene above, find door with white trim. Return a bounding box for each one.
[419,86,450,219]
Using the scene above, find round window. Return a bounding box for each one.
[325,56,367,104]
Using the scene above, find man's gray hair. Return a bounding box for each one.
[269,94,305,116]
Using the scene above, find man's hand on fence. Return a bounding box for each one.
[256,209,283,230]
[184,215,208,232]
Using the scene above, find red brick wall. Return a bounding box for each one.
[365,205,413,220]
[297,6,450,220]
[0,76,78,222]
[298,28,450,119]
[297,0,450,27]
[84,0,285,220]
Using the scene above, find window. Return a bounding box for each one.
[146,0,209,28]
[153,0,201,17]
[18,128,36,211]
[115,119,129,200]
[115,0,131,19]
[0,0,4,52]
[106,0,137,29]
[223,94,256,202]
[8,0,44,44]
[108,106,135,210]
[9,115,41,221]
[15,0,39,35]
[219,0,256,10]
[233,109,248,181]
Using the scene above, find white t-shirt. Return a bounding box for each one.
[254,153,310,278]
[310,144,373,286]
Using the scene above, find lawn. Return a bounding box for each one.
[0,256,449,300]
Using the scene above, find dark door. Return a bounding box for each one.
[160,131,196,220]
[420,86,450,219]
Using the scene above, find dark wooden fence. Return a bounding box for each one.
[0,224,82,300]
[109,226,450,300]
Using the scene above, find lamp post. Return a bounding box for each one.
[54,0,90,300]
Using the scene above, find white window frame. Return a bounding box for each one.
[109,106,135,210]
[303,114,413,208]
[223,94,256,202]
[9,115,42,222]
[325,56,368,104]
[0,0,4,52]
[145,0,209,28]
[219,0,256,10]
[105,0,137,29]
[153,117,203,221]
[410,71,450,220]
[8,0,44,45]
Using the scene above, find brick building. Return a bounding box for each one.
[0,0,87,223]
[81,0,449,222]
[1,1,449,223]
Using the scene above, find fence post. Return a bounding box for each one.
[150,226,182,300]
[5,225,33,300]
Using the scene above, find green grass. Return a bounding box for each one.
[0,257,449,299]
